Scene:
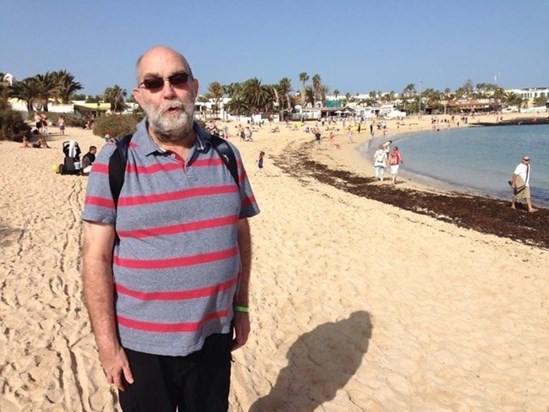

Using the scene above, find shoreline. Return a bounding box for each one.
[313,112,549,208]
[276,139,549,249]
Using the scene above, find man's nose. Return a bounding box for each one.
[162,80,177,97]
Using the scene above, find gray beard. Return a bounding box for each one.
[142,100,195,140]
[149,111,193,141]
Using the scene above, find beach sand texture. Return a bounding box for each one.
[0,118,548,411]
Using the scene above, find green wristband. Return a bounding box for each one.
[235,305,249,313]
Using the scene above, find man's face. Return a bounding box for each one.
[133,48,199,138]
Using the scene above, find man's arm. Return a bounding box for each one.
[82,221,133,390]
[232,218,252,351]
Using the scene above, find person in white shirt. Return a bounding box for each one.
[373,145,387,181]
[510,155,538,212]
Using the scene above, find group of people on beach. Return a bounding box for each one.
[373,140,402,184]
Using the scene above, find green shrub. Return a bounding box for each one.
[92,113,143,139]
[0,94,31,141]
[64,114,87,128]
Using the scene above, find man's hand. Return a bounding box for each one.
[98,345,134,391]
[231,311,250,351]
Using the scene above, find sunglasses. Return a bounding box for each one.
[138,72,192,91]
[523,158,530,161]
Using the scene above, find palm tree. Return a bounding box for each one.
[299,72,309,104]
[224,95,251,116]
[503,92,523,109]
[34,72,58,111]
[104,85,127,112]
[8,77,39,112]
[422,88,444,113]
[461,79,475,97]
[318,84,330,105]
[52,70,83,104]
[402,83,416,98]
[303,86,315,107]
[223,82,243,98]
[207,81,225,116]
[311,74,321,105]
[276,77,292,110]
[344,92,351,105]
[333,89,340,102]
[242,78,273,113]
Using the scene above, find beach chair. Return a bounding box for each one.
[59,140,82,175]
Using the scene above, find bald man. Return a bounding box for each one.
[82,46,260,411]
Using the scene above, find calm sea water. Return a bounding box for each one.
[362,124,549,207]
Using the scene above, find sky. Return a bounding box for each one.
[1,0,548,98]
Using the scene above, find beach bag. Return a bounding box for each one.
[509,175,525,194]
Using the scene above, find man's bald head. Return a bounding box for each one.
[135,46,193,85]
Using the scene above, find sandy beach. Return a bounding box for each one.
[0,116,548,411]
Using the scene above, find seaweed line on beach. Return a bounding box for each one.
[273,141,549,249]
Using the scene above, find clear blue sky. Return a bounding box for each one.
[1,0,548,97]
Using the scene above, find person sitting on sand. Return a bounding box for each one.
[20,136,31,148]
[510,155,538,212]
[81,145,97,174]
[32,137,50,148]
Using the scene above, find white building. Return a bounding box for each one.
[505,87,549,107]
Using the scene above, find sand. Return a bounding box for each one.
[0,115,547,411]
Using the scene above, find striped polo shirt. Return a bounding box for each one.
[82,119,260,356]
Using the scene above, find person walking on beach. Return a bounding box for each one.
[510,155,538,212]
[388,146,403,185]
[314,127,321,146]
[347,128,354,143]
[373,144,387,181]
[81,45,260,411]
[256,150,265,174]
[58,116,66,135]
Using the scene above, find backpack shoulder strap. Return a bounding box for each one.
[209,134,240,188]
[109,134,133,208]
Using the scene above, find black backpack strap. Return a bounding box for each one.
[109,134,133,208]
[209,134,240,188]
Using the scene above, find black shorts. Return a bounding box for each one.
[118,333,232,412]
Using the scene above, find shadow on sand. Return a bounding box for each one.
[0,221,21,248]
[249,311,372,412]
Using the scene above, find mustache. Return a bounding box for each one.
[159,100,187,114]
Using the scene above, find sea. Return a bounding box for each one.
[361,124,549,208]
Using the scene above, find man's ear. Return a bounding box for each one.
[133,88,142,106]
[192,78,200,99]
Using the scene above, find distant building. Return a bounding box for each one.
[505,87,549,107]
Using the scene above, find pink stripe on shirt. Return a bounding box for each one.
[114,247,238,269]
